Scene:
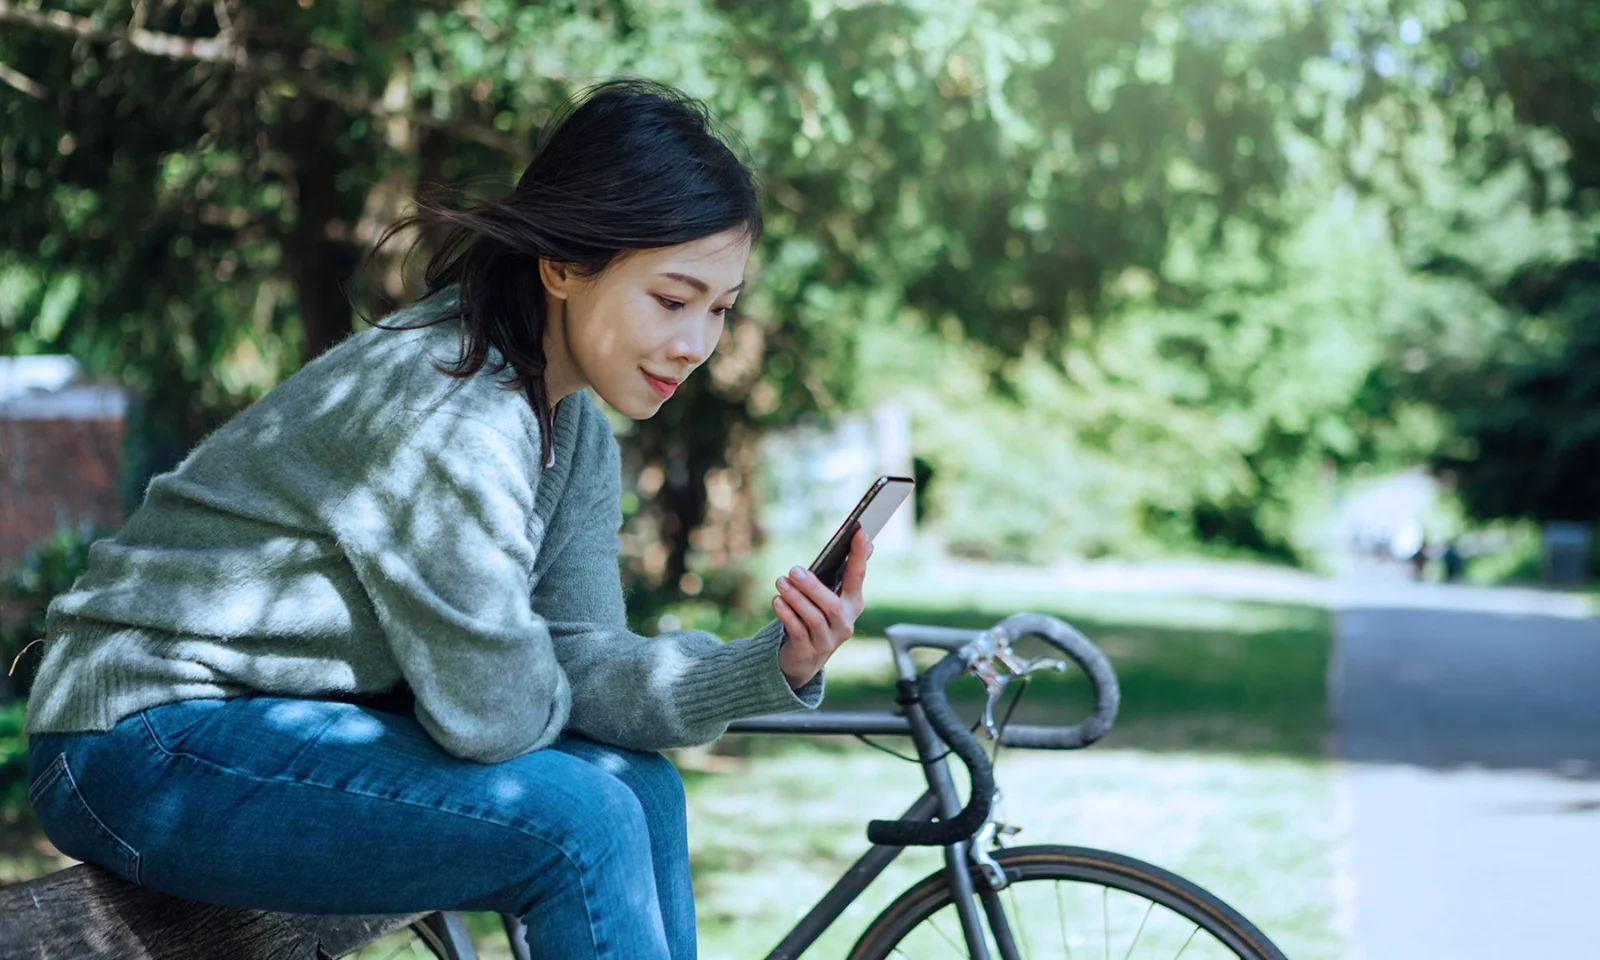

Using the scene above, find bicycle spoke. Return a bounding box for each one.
[979,872,1247,960]
[854,846,1284,960]
[1006,883,1032,960]
[928,909,969,955]
[1056,880,1071,959]
[1172,925,1202,960]
[1103,887,1111,960]
[1001,878,1235,960]
[1121,900,1154,960]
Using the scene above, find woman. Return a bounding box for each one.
[23,78,871,960]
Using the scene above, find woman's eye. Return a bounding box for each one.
[657,297,685,311]
[715,305,735,317]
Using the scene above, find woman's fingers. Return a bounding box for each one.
[774,531,876,687]
[793,564,860,633]
[787,576,832,637]
[772,595,807,641]
[776,574,827,640]
[840,528,872,611]
[775,528,873,665]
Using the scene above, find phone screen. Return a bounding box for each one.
[808,475,915,593]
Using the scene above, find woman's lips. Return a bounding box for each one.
[642,370,679,398]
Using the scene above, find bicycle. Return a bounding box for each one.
[361,610,1288,960]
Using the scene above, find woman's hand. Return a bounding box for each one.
[772,528,872,689]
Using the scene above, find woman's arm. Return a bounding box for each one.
[331,410,572,764]
[536,444,824,751]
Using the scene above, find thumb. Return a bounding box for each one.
[842,528,872,600]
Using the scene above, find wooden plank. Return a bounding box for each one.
[0,864,428,959]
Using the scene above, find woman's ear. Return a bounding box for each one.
[539,258,572,300]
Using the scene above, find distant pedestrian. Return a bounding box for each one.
[1410,538,1430,580]
[1442,541,1464,582]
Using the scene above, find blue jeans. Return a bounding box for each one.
[26,696,696,960]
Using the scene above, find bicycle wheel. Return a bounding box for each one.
[344,911,476,959]
[850,845,1287,960]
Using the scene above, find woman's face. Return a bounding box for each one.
[541,229,750,418]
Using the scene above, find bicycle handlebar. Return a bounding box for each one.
[990,612,1120,750]
[865,612,1121,847]
[865,651,993,846]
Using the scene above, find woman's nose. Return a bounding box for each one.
[669,318,715,364]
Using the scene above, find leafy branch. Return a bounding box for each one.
[0,0,520,155]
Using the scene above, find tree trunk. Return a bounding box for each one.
[279,98,358,362]
[624,384,760,613]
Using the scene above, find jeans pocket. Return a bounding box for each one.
[27,752,142,884]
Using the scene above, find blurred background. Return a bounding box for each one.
[2,1,1597,957]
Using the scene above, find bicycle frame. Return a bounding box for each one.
[725,623,1024,960]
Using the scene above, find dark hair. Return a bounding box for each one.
[364,78,763,468]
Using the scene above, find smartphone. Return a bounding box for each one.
[808,475,916,593]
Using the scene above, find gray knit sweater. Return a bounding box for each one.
[24,292,823,762]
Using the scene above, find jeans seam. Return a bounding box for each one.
[26,753,66,805]
[41,753,143,884]
[138,711,178,759]
[137,710,606,952]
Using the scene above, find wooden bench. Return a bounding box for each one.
[0,863,447,959]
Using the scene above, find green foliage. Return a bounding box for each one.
[0,700,25,815]
[1440,270,1600,522]
[4,0,1598,601]
[858,182,1433,563]
[0,518,107,819]
[0,0,1349,615]
[2,518,107,699]
[1327,0,1600,527]
[1462,524,1543,586]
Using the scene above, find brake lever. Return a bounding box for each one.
[972,633,1068,740]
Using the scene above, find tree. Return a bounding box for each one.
[2,0,1346,612]
[1327,0,1600,525]
[1434,257,1600,523]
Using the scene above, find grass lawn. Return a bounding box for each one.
[0,568,1343,958]
[847,565,1335,759]
[682,742,1341,960]
[672,574,1341,959]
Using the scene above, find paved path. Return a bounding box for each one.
[916,554,1598,618]
[1333,604,1600,960]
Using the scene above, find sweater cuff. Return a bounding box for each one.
[674,620,825,732]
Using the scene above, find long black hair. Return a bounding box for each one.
[364,78,763,468]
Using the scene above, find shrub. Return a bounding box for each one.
[2,517,107,700]
[0,699,25,814]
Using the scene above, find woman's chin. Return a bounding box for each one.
[596,389,662,420]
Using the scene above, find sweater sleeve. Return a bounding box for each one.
[537,438,825,752]
[330,411,571,764]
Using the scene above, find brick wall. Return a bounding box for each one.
[0,416,125,570]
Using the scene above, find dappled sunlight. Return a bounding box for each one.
[488,773,527,805]
[172,639,370,694]
[261,700,388,746]
[587,749,631,778]
[259,699,324,728]
[2,7,1594,960]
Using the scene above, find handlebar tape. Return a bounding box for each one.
[866,651,996,846]
[863,612,1121,847]
[993,612,1120,750]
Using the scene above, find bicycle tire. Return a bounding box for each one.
[342,911,475,959]
[849,844,1288,960]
